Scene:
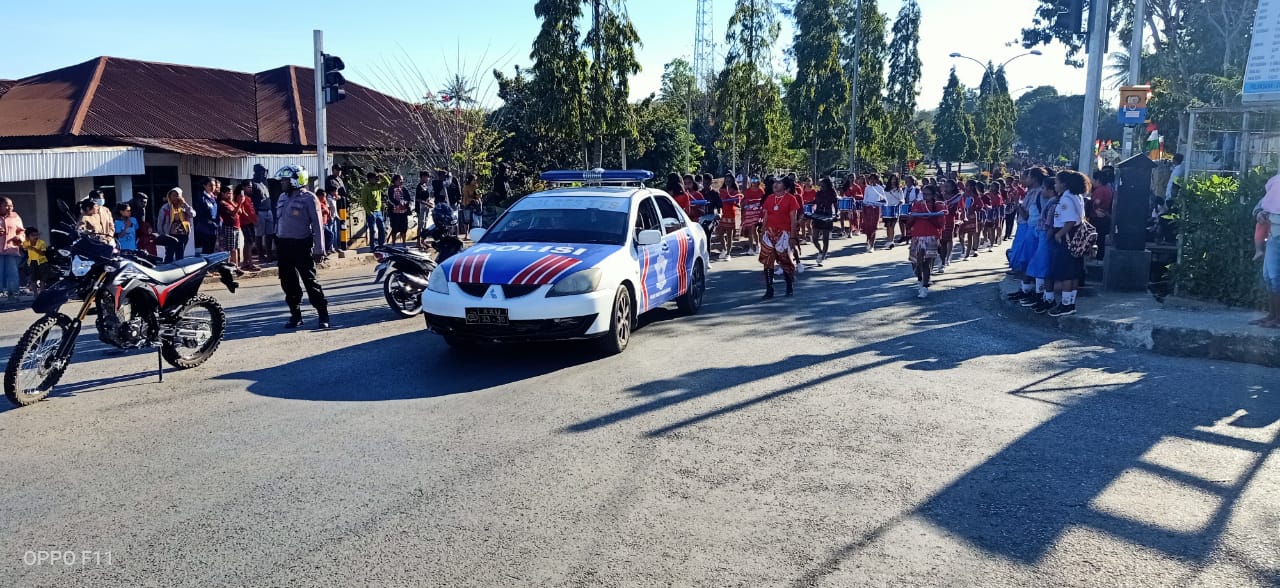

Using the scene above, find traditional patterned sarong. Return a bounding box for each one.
[758,227,795,275]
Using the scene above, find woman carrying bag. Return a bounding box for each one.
[156,188,195,263]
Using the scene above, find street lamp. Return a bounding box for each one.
[949,50,1042,72]
[1011,85,1036,97]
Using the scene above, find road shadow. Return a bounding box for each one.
[216,331,604,401]
[791,354,1280,586]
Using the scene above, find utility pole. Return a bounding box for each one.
[1077,0,1110,172]
[848,0,862,173]
[1123,0,1146,158]
[313,30,327,189]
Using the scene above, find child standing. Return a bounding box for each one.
[114,202,138,251]
[217,186,244,274]
[20,228,47,294]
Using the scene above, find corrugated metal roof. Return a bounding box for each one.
[0,56,432,150]
[0,146,145,182]
[114,137,251,158]
[0,80,14,99]
[82,58,258,140]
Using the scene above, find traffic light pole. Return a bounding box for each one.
[1077,0,1109,172]
[314,29,327,192]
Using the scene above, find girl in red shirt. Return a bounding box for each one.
[759,179,801,299]
[907,184,948,297]
[718,175,741,261]
[841,176,863,236]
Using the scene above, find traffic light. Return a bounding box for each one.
[322,53,346,104]
[1055,0,1085,35]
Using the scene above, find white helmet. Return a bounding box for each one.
[275,165,309,190]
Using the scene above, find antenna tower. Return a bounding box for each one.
[693,0,715,90]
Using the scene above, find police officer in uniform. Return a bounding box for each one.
[273,165,330,329]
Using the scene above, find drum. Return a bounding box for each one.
[899,203,911,218]
[853,200,865,211]
[803,203,816,216]
[741,204,763,229]
[880,204,898,219]
[837,198,855,211]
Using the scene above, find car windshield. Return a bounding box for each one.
[483,198,630,245]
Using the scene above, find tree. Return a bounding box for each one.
[972,64,1017,170]
[788,0,850,175]
[1021,0,1259,149]
[721,0,787,174]
[528,0,589,167]
[883,0,923,171]
[584,0,641,168]
[839,0,889,171]
[911,110,936,164]
[932,69,970,172]
[630,97,700,178]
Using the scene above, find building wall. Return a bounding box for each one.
[0,180,38,235]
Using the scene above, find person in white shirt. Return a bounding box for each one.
[881,174,905,249]
[1040,170,1090,317]
[1166,152,1184,201]
[861,174,888,251]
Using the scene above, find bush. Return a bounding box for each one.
[1170,171,1271,308]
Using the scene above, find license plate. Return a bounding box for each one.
[465,307,509,325]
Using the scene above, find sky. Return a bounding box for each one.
[0,0,1108,111]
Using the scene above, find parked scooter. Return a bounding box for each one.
[373,244,437,318]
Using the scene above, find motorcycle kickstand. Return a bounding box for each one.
[157,345,163,383]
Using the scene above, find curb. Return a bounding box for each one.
[201,252,378,287]
[996,279,1280,368]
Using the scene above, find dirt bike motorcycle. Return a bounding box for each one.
[4,217,239,407]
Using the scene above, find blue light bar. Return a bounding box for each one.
[540,169,655,183]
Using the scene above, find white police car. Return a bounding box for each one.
[422,170,710,353]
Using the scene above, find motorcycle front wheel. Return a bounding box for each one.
[162,294,226,369]
[4,314,76,407]
[383,271,423,318]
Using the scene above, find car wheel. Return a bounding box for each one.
[677,260,705,315]
[596,286,633,355]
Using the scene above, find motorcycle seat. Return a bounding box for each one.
[138,257,207,283]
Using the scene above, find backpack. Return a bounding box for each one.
[1067,221,1098,258]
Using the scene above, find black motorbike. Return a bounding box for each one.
[4,217,239,407]
[373,244,437,318]
[373,226,463,318]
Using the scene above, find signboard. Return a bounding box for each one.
[1117,86,1151,126]
[1244,0,1280,103]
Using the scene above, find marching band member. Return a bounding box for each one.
[907,184,948,298]
[861,174,887,252]
[759,179,801,299]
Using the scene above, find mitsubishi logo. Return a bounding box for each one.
[487,286,501,300]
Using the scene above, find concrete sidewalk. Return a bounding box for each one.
[997,278,1280,368]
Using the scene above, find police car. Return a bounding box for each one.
[422,170,710,354]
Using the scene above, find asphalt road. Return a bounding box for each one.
[1,235,1277,587]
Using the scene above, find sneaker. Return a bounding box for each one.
[774,267,783,276]
[284,317,304,329]
[1007,291,1027,301]
[917,286,929,299]
[724,253,732,261]
[1019,296,1041,307]
[1048,304,1077,317]
[935,266,945,274]
[1033,300,1055,314]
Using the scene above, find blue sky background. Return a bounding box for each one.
[1,0,1105,109]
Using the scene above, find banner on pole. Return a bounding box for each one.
[1244,0,1280,102]
[1117,85,1151,125]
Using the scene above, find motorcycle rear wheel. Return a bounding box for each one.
[4,314,76,407]
[161,294,226,369]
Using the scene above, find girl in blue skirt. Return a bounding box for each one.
[1020,172,1059,309]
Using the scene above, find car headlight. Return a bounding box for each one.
[71,256,93,277]
[547,268,603,297]
[426,269,450,294]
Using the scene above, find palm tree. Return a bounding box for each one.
[438,74,477,113]
[1106,50,1132,90]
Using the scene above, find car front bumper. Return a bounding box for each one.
[421,285,615,342]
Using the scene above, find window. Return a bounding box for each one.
[483,207,629,245]
[636,198,661,233]
[652,194,685,234]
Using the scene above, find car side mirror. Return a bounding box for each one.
[635,229,662,246]
[468,228,486,242]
